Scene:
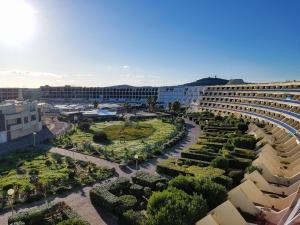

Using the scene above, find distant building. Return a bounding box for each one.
[0,88,22,102]
[40,85,158,103]
[157,86,206,108]
[0,100,43,143]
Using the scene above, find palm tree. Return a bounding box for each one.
[168,102,173,111]
[147,96,157,112]
[172,101,181,113]
[93,100,99,109]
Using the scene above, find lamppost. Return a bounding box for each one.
[134,154,139,170]
[7,189,15,216]
[33,132,37,146]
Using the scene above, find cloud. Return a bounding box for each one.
[122,65,130,70]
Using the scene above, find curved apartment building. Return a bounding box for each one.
[194,81,300,225]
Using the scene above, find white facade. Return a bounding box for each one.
[158,86,206,108]
[0,100,43,143]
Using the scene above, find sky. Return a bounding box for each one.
[0,0,299,88]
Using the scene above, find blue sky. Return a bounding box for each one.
[0,0,299,87]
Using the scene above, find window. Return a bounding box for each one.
[31,115,36,121]
[24,116,29,123]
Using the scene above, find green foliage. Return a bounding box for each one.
[132,171,167,190]
[169,175,227,209]
[90,187,120,212]
[93,131,108,143]
[108,177,131,195]
[237,123,248,133]
[120,209,147,225]
[119,195,138,212]
[211,156,229,171]
[56,218,89,225]
[147,187,208,225]
[78,122,91,132]
[246,165,263,174]
[231,136,257,150]
[129,184,144,198]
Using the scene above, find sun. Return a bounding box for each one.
[0,0,36,46]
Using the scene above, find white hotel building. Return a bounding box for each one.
[0,100,43,143]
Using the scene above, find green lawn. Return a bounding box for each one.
[64,119,178,162]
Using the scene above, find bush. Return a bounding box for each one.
[169,175,227,210]
[143,187,152,198]
[228,170,245,186]
[118,195,138,213]
[237,123,248,133]
[90,187,120,212]
[120,209,147,225]
[56,218,89,225]
[147,187,208,225]
[78,122,91,132]
[246,165,263,174]
[93,131,108,143]
[232,136,256,150]
[211,156,229,171]
[129,184,144,198]
[108,177,131,195]
[132,171,167,190]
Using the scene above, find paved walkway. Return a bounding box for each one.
[0,119,201,225]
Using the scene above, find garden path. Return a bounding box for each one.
[0,119,201,225]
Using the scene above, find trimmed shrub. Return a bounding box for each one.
[211,156,229,171]
[147,187,208,225]
[129,184,144,198]
[228,170,245,186]
[143,187,152,198]
[56,218,89,225]
[90,187,120,212]
[93,131,108,143]
[246,165,263,174]
[132,171,167,190]
[108,177,131,195]
[118,195,137,213]
[231,136,256,150]
[237,123,248,133]
[120,209,147,225]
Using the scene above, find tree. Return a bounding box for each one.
[93,131,108,143]
[237,123,248,133]
[93,100,99,109]
[147,187,208,225]
[172,101,181,113]
[168,102,172,111]
[78,122,90,132]
[146,96,157,112]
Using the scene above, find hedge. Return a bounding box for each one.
[108,177,131,195]
[129,184,144,198]
[181,151,217,162]
[90,187,120,212]
[8,202,82,225]
[132,171,167,190]
[118,195,138,213]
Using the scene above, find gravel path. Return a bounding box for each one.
[0,119,201,225]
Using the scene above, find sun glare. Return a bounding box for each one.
[0,0,36,46]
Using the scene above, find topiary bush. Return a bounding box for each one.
[56,218,89,225]
[118,195,138,213]
[93,131,108,143]
[90,187,120,212]
[78,122,91,132]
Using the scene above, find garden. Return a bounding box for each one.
[8,201,89,225]
[157,112,259,188]
[0,147,114,211]
[52,118,186,164]
[89,171,227,225]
